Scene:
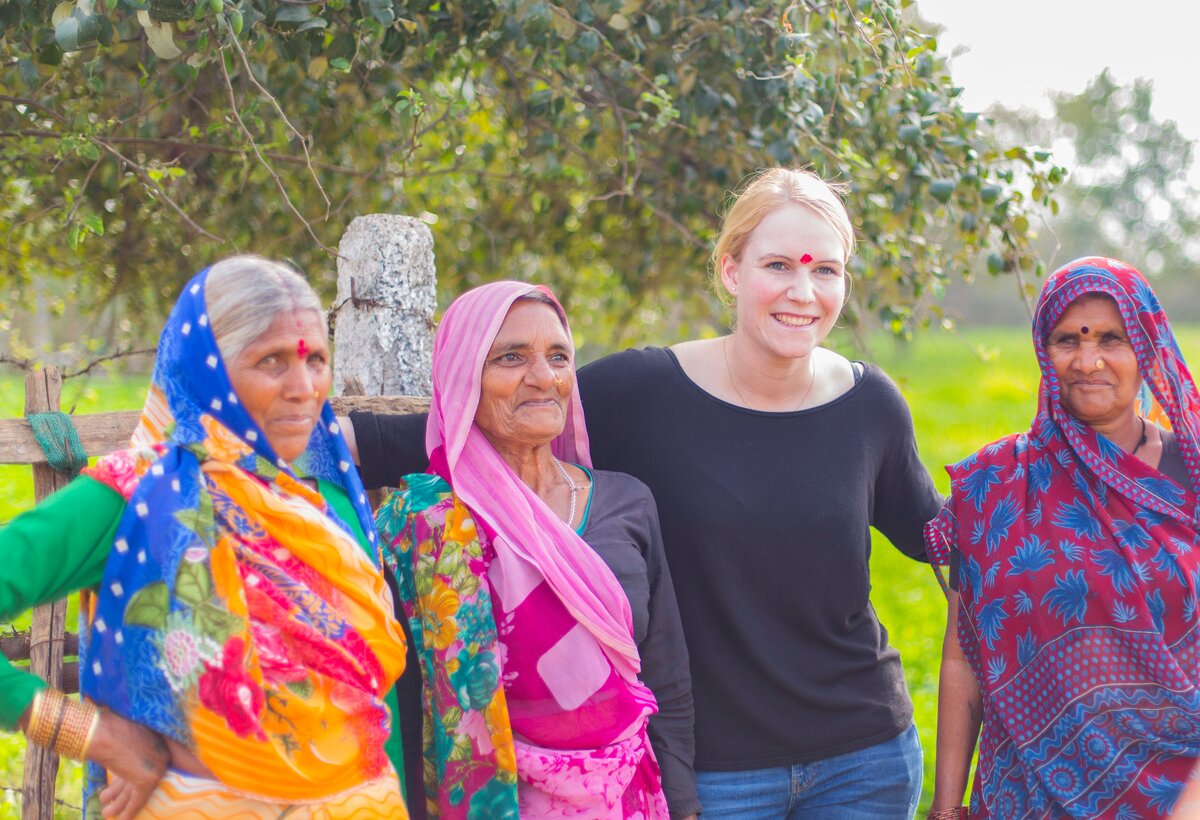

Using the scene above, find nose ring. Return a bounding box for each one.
[1095,359,1105,370]
[313,390,321,399]
[553,376,564,388]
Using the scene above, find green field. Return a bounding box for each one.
[1,325,1196,816]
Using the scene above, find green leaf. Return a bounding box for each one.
[17,58,38,87]
[928,179,956,203]
[174,557,213,606]
[294,17,328,33]
[361,0,394,25]
[149,0,192,22]
[194,602,244,642]
[274,5,313,24]
[286,678,315,699]
[125,582,170,630]
[447,733,473,762]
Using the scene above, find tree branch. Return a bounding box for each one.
[90,137,222,240]
[217,51,334,254]
[224,31,331,216]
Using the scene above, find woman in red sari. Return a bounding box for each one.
[927,257,1200,818]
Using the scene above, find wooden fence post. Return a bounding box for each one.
[21,367,71,820]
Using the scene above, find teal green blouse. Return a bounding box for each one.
[0,475,405,787]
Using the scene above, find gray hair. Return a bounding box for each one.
[204,255,325,364]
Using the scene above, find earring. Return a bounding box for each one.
[729,287,737,295]
[1095,359,1105,370]
[313,390,321,399]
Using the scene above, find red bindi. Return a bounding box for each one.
[800,253,813,265]
[1080,326,1089,335]
[297,338,308,358]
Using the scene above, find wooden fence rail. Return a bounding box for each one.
[1,376,427,818]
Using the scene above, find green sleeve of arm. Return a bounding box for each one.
[316,479,406,793]
[0,476,123,731]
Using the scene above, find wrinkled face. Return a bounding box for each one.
[721,203,846,365]
[474,300,574,454]
[227,310,331,463]
[1045,295,1141,429]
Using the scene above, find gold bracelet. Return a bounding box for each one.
[25,689,65,749]
[927,809,969,820]
[44,690,69,753]
[24,689,48,744]
[80,704,101,758]
[55,698,100,761]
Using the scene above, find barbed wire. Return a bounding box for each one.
[0,783,82,813]
[0,347,154,378]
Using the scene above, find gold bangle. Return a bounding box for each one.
[81,705,101,758]
[44,690,69,753]
[926,809,969,820]
[55,698,100,761]
[24,689,47,744]
[26,689,65,749]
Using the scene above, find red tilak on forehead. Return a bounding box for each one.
[297,338,309,358]
[800,253,813,265]
[1081,326,1089,335]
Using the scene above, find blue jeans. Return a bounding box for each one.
[695,724,923,819]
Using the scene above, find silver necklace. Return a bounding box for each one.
[723,336,816,411]
[552,458,586,528]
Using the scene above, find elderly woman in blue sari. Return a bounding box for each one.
[0,256,409,818]
[926,257,1200,819]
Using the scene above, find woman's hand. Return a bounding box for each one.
[86,711,170,820]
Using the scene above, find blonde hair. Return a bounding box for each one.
[204,255,325,364]
[711,168,855,307]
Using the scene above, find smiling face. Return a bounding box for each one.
[1045,294,1142,429]
[474,299,574,454]
[721,203,847,365]
[227,309,331,463]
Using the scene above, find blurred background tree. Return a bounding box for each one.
[943,69,1200,324]
[1,0,1063,364]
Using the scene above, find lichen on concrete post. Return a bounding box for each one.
[333,215,436,396]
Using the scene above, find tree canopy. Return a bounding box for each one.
[1,0,1065,360]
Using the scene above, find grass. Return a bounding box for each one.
[2,326,1197,815]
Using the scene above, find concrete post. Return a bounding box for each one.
[333,215,436,396]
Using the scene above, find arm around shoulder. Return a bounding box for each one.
[869,367,943,559]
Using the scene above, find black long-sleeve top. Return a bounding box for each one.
[354,346,940,779]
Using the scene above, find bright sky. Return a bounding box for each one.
[915,0,1200,182]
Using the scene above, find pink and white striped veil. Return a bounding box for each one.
[425,280,642,686]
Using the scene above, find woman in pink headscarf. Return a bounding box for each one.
[375,281,695,818]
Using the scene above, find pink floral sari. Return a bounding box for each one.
[377,281,668,818]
